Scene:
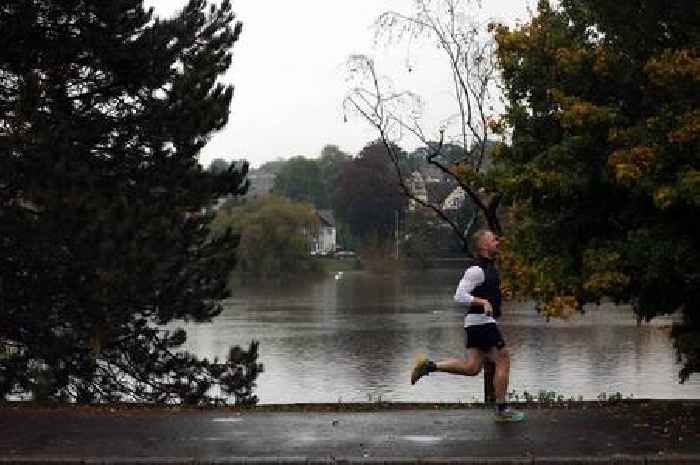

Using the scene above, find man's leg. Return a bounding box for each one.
[410,349,483,384]
[435,349,484,376]
[486,346,525,422]
[486,347,510,403]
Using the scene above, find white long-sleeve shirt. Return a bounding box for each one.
[454,265,497,328]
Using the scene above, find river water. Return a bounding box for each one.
[178,269,700,404]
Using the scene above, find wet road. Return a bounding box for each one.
[2,401,699,460]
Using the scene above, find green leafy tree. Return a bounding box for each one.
[402,210,440,267]
[493,0,700,380]
[272,156,326,207]
[319,144,352,209]
[0,0,262,404]
[208,158,232,174]
[212,195,320,278]
[257,159,287,175]
[334,140,408,241]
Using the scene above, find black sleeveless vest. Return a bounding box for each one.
[468,256,502,320]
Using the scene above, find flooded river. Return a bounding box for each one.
[178,269,700,404]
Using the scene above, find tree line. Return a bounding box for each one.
[209,140,476,267]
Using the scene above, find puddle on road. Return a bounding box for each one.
[400,435,443,444]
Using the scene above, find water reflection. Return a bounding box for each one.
[178,270,700,404]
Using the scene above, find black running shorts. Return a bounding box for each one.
[464,323,506,350]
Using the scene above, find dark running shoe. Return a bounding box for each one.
[410,354,432,385]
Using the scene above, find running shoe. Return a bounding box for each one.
[410,354,432,385]
[494,408,527,422]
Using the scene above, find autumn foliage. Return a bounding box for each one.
[491,0,699,380]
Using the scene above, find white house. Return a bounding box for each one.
[245,171,276,199]
[311,209,337,255]
[442,186,466,210]
[407,171,428,211]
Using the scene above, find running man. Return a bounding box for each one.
[410,229,526,422]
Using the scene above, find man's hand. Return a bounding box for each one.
[483,301,493,316]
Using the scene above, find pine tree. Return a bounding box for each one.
[0,0,261,404]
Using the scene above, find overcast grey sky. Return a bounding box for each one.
[145,0,533,168]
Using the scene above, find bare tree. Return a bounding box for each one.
[343,0,503,250]
[344,0,505,402]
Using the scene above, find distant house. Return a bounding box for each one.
[407,169,459,212]
[418,163,451,183]
[311,209,336,256]
[205,167,278,213]
[405,140,498,214]
[407,171,428,211]
[442,186,466,211]
[245,171,276,199]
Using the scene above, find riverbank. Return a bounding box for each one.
[2,398,694,412]
[313,256,362,273]
[2,400,699,463]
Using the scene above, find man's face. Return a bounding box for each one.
[481,231,500,256]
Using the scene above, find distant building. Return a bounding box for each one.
[407,172,428,211]
[417,163,451,183]
[405,140,498,214]
[442,186,466,210]
[245,171,276,199]
[311,209,336,256]
[203,162,278,212]
[407,169,459,212]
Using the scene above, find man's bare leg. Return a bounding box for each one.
[486,347,510,403]
[485,347,525,422]
[410,350,483,384]
[435,349,484,376]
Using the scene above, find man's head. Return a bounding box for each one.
[471,229,500,258]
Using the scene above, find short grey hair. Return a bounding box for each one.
[471,228,493,254]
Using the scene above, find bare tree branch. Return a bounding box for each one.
[344,41,503,240]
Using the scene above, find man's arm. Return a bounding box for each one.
[454,266,493,315]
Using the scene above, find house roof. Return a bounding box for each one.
[425,181,457,205]
[317,209,335,227]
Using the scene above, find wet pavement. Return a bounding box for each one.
[1,401,699,463]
